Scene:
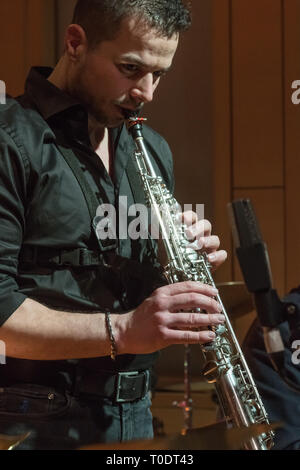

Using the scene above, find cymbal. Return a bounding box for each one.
[156,379,213,392]
[216,282,254,318]
[0,432,31,450]
[78,421,278,451]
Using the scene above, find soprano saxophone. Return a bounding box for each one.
[126,113,274,450]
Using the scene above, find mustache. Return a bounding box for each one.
[134,103,144,113]
[116,100,145,114]
[116,102,145,120]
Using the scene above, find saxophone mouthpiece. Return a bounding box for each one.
[125,110,147,135]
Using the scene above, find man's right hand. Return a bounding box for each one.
[114,281,225,355]
[2,282,224,360]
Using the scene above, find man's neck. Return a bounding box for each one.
[48,58,107,149]
[48,58,111,173]
[47,57,69,92]
[88,116,106,150]
[92,127,112,175]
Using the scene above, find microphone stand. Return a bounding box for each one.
[228,199,300,393]
[172,344,193,434]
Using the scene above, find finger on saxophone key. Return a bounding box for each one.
[206,331,216,341]
[215,314,225,324]
[190,313,225,327]
[210,299,223,313]
[210,287,219,296]
[205,313,225,325]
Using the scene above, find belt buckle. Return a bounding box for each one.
[115,370,149,403]
[60,249,81,267]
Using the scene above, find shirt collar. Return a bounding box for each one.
[24,66,83,120]
[23,66,130,162]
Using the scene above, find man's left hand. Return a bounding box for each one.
[182,211,227,272]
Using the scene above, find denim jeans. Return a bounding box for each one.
[0,383,154,450]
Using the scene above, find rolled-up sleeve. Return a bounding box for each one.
[0,125,29,324]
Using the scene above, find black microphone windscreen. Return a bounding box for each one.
[228,199,273,292]
[228,199,263,248]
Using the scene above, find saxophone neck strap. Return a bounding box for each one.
[56,143,117,253]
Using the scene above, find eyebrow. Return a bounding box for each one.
[119,53,172,73]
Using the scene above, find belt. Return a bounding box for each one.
[1,359,151,404]
[75,369,151,403]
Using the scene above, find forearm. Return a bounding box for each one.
[0,298,117,361]
[0,281,226,361]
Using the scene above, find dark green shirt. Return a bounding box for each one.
[0,67,174,372]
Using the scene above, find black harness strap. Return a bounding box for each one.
[56,144,117,253]
[20,144,117,268]
[56,144,99,221]
[19,245,103,268]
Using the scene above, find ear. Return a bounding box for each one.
[64,24,88,62]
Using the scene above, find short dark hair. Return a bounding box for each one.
[72,0,192,48]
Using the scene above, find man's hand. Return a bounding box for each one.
[113,211,228,356]
[182,211,227,271]
[114,281,225,355]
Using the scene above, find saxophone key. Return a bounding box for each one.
[202,360,220,384]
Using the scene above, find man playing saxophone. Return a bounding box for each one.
[0,0,228,449]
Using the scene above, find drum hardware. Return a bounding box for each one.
[0,432,31,450]
[78,421,279,451]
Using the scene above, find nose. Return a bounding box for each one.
[130,73,156,104]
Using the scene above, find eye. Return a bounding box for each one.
[119,64,140,75]
[153,70,166,80]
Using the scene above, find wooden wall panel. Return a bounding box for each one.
[212,0,300,340]
[284,0,300,289]
[211,0,232,283]
[25,0,56,70]
[0,0,55,97]
[0,1,26,96]
[231,0,284,188]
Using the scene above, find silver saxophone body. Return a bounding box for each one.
[126,114,274,450]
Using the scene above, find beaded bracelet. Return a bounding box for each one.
[105,311,117,360]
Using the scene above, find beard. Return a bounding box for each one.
[69,72,144,128]
[73,86,116,127]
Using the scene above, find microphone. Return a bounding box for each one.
[228,199,285,372]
